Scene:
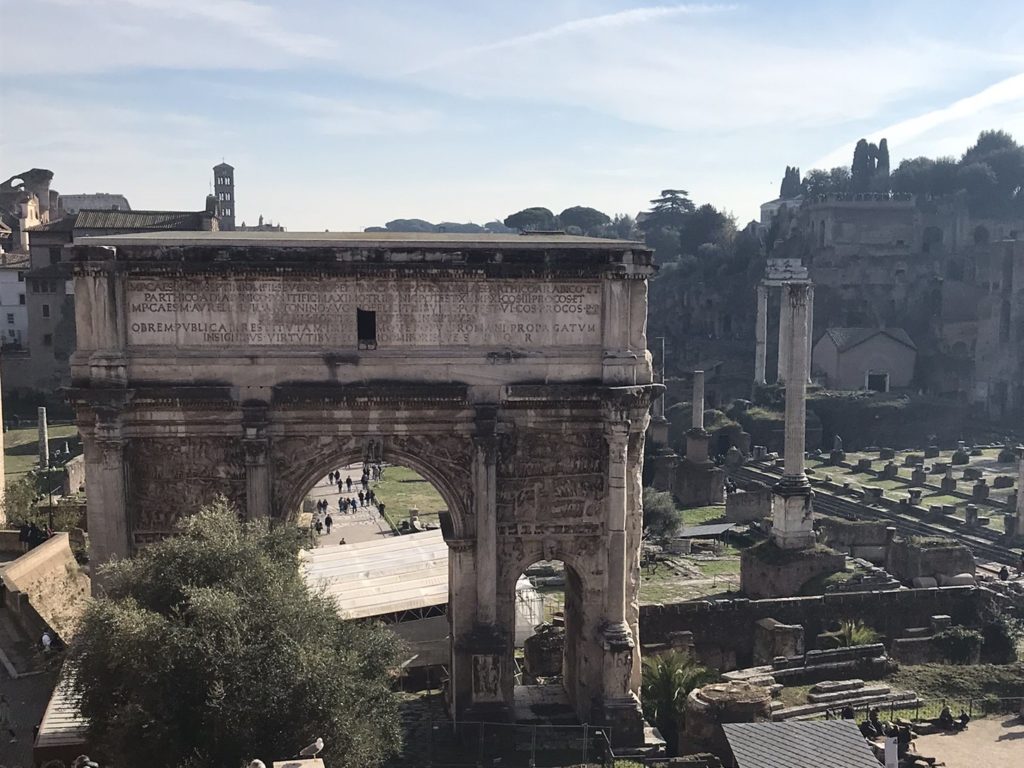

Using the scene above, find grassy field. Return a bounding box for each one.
[639,556,741,603]
[4,425,79,479]
[683,504,727,526]
[889,663,1024,701]
[373,465,447,526]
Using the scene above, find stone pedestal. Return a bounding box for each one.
[1005,514,1019,539]
[685,427,710,465]
[882,462,898,479]
[972,479,990,501]
[829,449,846,466]
[680,682,772,758]
[910,469,927,486]
[771,481,816,550]
[649,450,679,493]
[648,415,669,448]
[941,470,957,493]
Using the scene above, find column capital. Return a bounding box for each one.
[604,421,630,456]
[242,437,268,466]
[472,433,499,465]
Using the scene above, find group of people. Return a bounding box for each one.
[829,704,961,766]
[311,465,388,543]
[16,521,53,551]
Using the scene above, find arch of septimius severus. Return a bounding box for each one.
[68,231,658,745]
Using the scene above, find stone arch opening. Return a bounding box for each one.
[280,442,470,540]
[508,558,587,721]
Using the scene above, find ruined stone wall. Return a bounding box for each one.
[639,586,980,670]
[1,533,89,640]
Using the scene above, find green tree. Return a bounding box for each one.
[640,189,695,262]
[642,487,682,536]
[779,166,801,199]
[679,204,731,256]
[641,651,717,753]
[503,207,557,231]
[68,501,403,768]
[851,138,876,192]
[557,206,611,235]
[873,138,890,192]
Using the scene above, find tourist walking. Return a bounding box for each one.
[325,514,333,534]
[358,490,365,507]
[315,519,323,536]
[337,479,343,494]
[346,476,353,492]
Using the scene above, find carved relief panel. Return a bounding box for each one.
[128,436,246,545]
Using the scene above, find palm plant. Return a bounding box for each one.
[641,651,718,752]
[827,619,881,648]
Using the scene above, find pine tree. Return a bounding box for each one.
[851,139,874,193]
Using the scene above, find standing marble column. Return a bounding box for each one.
[691,370,705,430]
[754,284,768,386]
[1017,448,1024,530]
[776,293,791,385]
[806,283,815,384]
[473,416,498,627]
[604,421,630,629]
[38,406,49,468]
[86,417,131,572]
[772,282,815,549]
[243,439,271,519]
[782,284,810,480]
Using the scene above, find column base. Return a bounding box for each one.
[771,480,814,550]
[597,693,647,748]
[685,427,711,465]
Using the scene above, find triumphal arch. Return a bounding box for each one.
[69,231,657,743]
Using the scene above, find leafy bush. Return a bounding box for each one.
[930,627,983,664]
[643,487,683,536]
[68,499,403,768]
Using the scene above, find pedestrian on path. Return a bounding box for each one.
[358,490,365,507]
[337,479,343,494]
[315,519,323,536]
[346,476,353,492]
[338,498,345,513]
[325,514,333,534]
[368,489,376,505]
[0,694,16,743]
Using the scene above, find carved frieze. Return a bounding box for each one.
[496,428,606,523]
[128,436,246,542]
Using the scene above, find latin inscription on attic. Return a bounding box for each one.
[126,276,602,348]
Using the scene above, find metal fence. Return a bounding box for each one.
[824,696,1024,724]
[391,720,615,768]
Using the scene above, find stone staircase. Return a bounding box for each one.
[0,609,45,678]
[774,678,920,720]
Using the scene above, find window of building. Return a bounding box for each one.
[17,271,24,282]
[49,246,61,265]
[19,294,25,305]
[357,308,377,350]
[42,303,50,318]
[43,333,52,346]
[6,313,13,324]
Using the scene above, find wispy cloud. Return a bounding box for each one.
[285,94,446,136]
[405,3,736,75]
[40,0,336,60]
[814,71,1024,168]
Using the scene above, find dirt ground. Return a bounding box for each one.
[914,715,1024,768]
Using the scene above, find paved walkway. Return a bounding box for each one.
[305,464,392,546]
[915,715,1024,767]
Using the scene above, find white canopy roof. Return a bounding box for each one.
[301,531,448,620]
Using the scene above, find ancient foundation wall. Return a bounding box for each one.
[1,533,90,640]
[639,586,980,670]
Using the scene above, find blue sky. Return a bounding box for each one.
[3,0,1024,230]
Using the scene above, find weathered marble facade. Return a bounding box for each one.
[68,231,657,744]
